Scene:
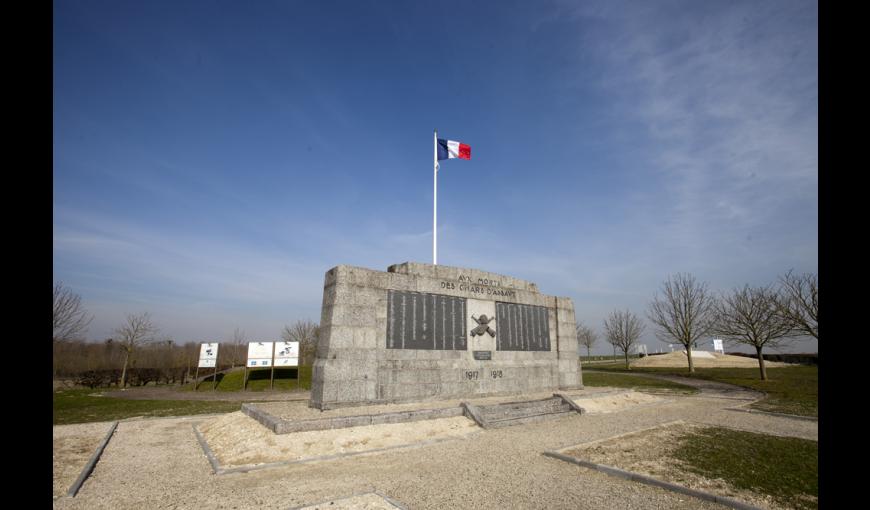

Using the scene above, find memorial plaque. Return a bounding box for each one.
[387,290,467,350]
[473,350,492,360]
[495,302,550,351]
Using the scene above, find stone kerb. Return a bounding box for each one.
[310,263,583,410]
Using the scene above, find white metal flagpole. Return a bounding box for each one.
[433,129,438,265]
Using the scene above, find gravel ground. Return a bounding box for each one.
[53,379,817,510]
[53,421,116,499]
[291,492,404,509]
[201,413,479,468]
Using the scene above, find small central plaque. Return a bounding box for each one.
[473,350,492,360]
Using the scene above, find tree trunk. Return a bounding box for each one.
[120,350,130,389]
[686,345,695,373]
[586,346,591,358]
[624,350,630,370]
[756,346,767,380]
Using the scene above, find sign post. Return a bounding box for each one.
[197,343,219,392]
[246,342,274,390]
[275,341,299,390]
[270,342,276,390]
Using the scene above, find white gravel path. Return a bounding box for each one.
[53,382,816,510]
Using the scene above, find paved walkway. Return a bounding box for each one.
[54,378,816,509]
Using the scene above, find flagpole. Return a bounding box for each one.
[433,129,438,265]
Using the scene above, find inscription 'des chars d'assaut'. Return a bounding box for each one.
[439,275,517,298]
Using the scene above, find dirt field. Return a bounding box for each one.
[53,379,817,509]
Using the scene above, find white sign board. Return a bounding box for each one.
[274,341,299,367]
[713,339,724,353]
[247,342,274,367]
[198,342,219,368]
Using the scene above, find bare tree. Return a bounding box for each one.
[603,309,645,370]
[713,284,792,380]
[281,320,320,365]
[647,273,718,374]
[576,321,599,358]
[114,312,159,388]
[777,269,818,340]
[231,327,246,369]
[53,282,93,343]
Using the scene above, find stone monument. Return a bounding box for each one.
[310,262,583,409]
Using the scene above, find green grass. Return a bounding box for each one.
[179,365,313,392]
[582,371,699,394]
[587,363,817,417]
[53,389,242,425]
[580,354,643,363]
[673,426,818,510]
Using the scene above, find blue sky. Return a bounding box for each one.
[53,0,818,354]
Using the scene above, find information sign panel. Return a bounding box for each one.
[274,341,299,367]
[247,342,274,367]
[713,339,724,353]
[198,342,219,368]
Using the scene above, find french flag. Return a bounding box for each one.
[437,138,471,160]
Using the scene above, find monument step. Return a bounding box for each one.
[464,396,582,428]
[483,404,574,422]
[480,402,572,421]
[479,397,566,412]
[485,410,577,429]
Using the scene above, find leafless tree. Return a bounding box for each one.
[230,327,246,368]
[713,284,792,380]
[776,269,818,340]
[53,282,93,343]
[603,309,645,370]
[576,321,599,358]
[281,320,320,365]
[114,312,159,388]
[647,273,718,374]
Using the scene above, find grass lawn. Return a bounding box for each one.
[582,371,699,394]
[179,365,313,392]
[53,389,242,425]
[674,426,818,510]
[587,363,817,417]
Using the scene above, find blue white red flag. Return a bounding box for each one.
[437,139,471,161]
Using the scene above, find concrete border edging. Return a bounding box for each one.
[553,393,586,414]
[542,450,763,510]
[724,405,818,422]
[461,402,487,428]
[242,402,465,434]
[192,424,222,474]
[66,420,119,497]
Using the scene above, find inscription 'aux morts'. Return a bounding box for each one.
[440,274,517,298]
